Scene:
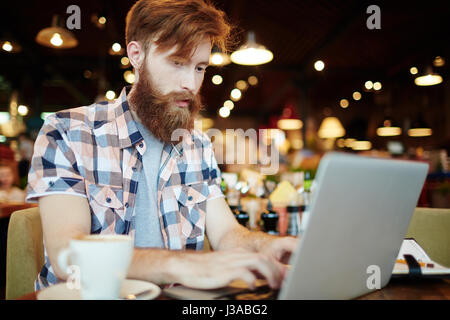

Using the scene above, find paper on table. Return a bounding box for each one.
[397,239,432,263]
[393,239,450,275]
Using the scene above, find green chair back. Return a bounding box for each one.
[6,207,44,300]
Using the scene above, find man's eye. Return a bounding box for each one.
[197,66,207,72]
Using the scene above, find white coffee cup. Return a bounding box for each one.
[57,234,134,300]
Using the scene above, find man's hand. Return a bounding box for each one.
[257,236,299,280]
[260,236,299,265]
[173,248,286,290]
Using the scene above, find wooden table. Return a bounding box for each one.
[357,278,450,300]
[17,278,450,300]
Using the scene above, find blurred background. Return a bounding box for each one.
[0,0,449,208]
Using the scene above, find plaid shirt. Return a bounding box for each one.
[26,86,224,289]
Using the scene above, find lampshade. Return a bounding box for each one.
[318,117,345,138]
[209,46,231,66]
[36,15,78,49]
[408,116,432,137]
[414,66,443,86]
[230,31,273,66]
[351,140,372,151]
[277,119,303,130]
[277,104,302,130]
[376,118,402,137]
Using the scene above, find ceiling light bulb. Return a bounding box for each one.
[314,60,325,71]
[236,80,248,91]
[121,57,130,66]
[433,56,445,67]
[50,33,63,46]
[212,75,223,85]
[373,82,382,90]
[98,16,106,24]
[340,99,349,108]
[112,43,121,53]
[224,100,234,110]
[2,41,13,52]
[209,49,230,66]
[248,76,258,86]
[364,81,373,90]
[410,67,418,75]
[83,70,92,79]
[230,88,242,101]
[18,105,29,116]
[219,106,230,118]
[105,90,116,100]
[123,71,135,84]
[352,91,361,100]
[211,53,224,65]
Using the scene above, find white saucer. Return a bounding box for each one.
[37,279,161,300]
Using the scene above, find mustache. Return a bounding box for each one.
[151,90,196,111]
[169,91,195,102]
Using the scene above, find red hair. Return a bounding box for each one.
[125,0,232,58]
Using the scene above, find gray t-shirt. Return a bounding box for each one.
[132,122,165,248]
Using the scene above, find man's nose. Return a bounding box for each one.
[180,69,196,93]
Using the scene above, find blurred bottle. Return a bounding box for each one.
[287,204,300,236]
[233,199,249,228]
[245,198,260,230]
[299,170,313,235]
[260,200,279,235]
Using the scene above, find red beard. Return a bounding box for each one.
[128,64,203,144]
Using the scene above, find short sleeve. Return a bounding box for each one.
[26,115,86,203]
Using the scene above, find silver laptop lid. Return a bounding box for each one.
[279,152,428,300]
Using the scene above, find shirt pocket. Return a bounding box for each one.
[87,184,125,233]
[173,181,209,239]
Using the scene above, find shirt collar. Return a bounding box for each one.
[114,86,144,149]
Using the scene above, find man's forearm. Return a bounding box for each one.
[215,224,279,253]
[127,248,193,285]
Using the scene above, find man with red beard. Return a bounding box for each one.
[26,0,297,292]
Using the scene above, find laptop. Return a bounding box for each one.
[164,152,429,300]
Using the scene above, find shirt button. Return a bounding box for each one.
[188,196,193,201]
[139,142,144,148]
[106,197,111,203]
[125,202,129,208]
[49,181,55,187]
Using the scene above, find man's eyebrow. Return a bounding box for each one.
[198,61,210,66]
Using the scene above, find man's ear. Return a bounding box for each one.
[127,41,144,70]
